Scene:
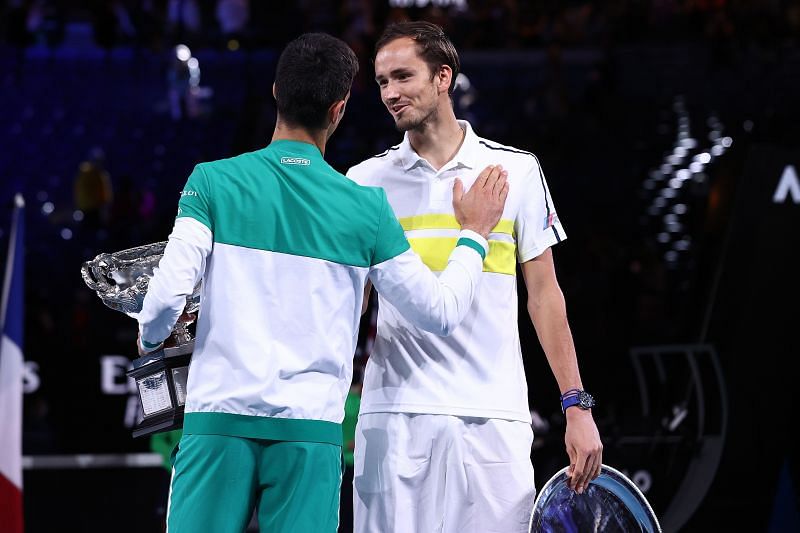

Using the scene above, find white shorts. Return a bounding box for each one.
[353,413,535,533]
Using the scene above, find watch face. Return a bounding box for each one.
[579,391,595,409]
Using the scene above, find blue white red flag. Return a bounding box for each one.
[0,193,25,533]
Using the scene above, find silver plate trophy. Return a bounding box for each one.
[81,242,200,438]
[529,464,662,533]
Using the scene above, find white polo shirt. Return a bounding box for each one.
[347,120,566,423]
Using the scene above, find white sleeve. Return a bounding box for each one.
[346,163,375,187]
[368,229,488,336]
[516,156,567,263]
[138,217,212,347]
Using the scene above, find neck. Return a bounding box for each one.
[407,104,464,170]
[272,120,328,155]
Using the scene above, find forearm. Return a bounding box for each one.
[370,230,487,336]
[528,283,583,394]
[138,217,212,347]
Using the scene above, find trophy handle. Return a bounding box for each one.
[81,255,113,292]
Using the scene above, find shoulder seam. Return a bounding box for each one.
[372,145,401,159]
[478,140,534,157]
[198,163,214,233]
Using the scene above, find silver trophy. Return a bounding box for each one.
[81,242,201,438]
[529,464,662,533]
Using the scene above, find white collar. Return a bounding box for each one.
[396,120,480,172]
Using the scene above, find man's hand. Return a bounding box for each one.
[138,311,194,354]
[564,409,603,494]
[137,332,163,356]
[453,165,509,239]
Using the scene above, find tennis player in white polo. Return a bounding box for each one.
[346,22,603,532]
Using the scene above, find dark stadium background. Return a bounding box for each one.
[0,1,798,531]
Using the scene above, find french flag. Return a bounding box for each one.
[0,193,25,533]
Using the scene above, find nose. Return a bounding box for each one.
[382,81,400,104]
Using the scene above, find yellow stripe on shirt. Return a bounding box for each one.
[407,237,517,275]
[399,214,514,236]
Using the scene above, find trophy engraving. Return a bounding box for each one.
[81,242,200,437]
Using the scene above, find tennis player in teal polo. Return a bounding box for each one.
[135,33,509,532]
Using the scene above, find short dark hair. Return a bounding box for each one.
[375,22,460,95]
[274,33,359,130]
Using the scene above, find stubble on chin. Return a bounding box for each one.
[395,108,436,133]
[395,119,416,132]
[391,111,417,132]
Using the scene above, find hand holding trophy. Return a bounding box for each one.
[529,464,662,532]
[81,242,201,437]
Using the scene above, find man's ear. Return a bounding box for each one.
[328,99,345,124]
[329,91,350,123]
[438,65,453,94]
[272,83,277,99]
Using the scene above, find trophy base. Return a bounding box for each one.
[128,348,193,439]
[132,406,185,439]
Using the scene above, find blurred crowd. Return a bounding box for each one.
[1,0,798,53]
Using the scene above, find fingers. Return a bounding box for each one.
[499,180,510,203]
[452,177,464,200]
[572,456,588,493]
[452,166,509,237]
[564,417,603,494]
[455,168,507,208]
[565,443,589,493]
[566,448,578,488]
[582,453,600,491]
[492,170,508,198]
[570,450,602,494]
[482,165,504,195]
[476,164,505,190]
[458,165,507,201]
[476,164,494,187]
[137,333,153,356]
[588,452,602,482]
[590,445,603,480]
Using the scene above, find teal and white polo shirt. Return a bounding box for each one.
[137,139,488,445]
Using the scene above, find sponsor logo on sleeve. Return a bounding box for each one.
[543,212,559,230]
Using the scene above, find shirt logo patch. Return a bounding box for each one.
[543,212,559,230]
[281,157,311,166]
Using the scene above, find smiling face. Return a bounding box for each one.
[374,37,450,132]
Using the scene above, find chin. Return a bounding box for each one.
[394,116,421,132]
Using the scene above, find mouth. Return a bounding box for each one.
[391,104,409,116]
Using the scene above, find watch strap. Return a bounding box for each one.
[560,389,595,413]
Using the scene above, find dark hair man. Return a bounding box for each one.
[136,32,508,533]
[347,22,602,532]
